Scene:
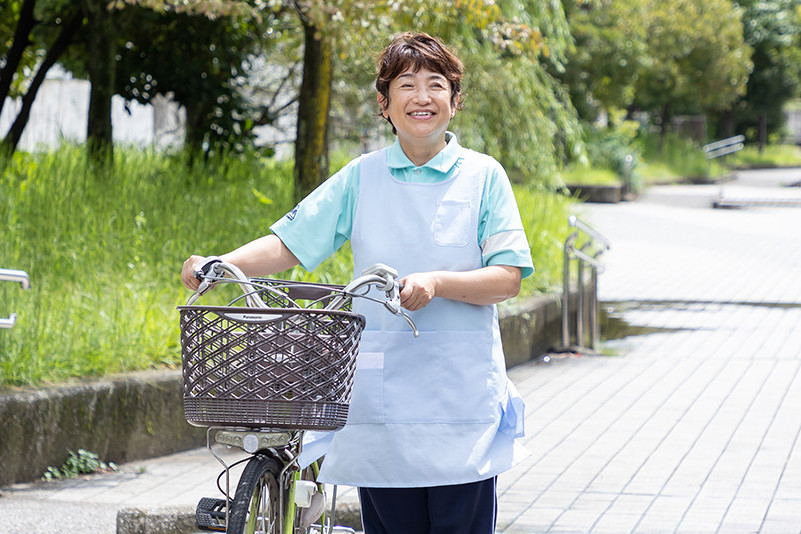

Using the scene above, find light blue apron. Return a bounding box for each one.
[302,147,526,487]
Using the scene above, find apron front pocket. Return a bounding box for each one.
[346,350,385,424]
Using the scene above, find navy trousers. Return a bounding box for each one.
[358,477,497,534]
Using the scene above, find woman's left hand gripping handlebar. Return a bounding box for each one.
[398,272,437,312]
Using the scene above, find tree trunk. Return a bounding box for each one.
[658,102,671,153]
[82,0,117,162]
[719,109,734,140]
[293,18,332,203]
[758,113,767,154]
[2,13,82,156]
[0,0,38,120]
[184,100,213,155]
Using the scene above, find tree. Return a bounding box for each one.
[293,10,332,202]
[726,0,801,149]
[558,0,649,121]
[1,9,82,154]
[0,0,38,121]
[108,5,285,155]
[1,0,85,156]
[634,0,752,149]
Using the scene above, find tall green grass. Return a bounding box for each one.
[0,146,574,386]
[635,132,727,183]
[730,144,801,169]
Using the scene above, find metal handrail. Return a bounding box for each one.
[560,216,610,352]
[704,135,744,159]
[1,268,31,329]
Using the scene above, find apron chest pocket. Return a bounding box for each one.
[434,200,472,247]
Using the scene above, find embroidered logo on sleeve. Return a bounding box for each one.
[285,205,299,221]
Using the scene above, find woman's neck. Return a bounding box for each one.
[398,135,448,167]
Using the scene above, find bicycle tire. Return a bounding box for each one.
[227,455,283,534]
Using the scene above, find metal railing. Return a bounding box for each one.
[560,216,610,352]
[704,135,744,159]
[1,268,31,329]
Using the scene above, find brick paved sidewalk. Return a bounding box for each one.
[497,169,801,533]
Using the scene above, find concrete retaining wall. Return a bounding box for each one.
[1,292,571,487]
[0,370,206,487]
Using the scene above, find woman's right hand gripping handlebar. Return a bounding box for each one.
[181,235,302,292]
[181,255,217,291]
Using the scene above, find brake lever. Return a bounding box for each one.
[383,281,402,315]
[193,257,223,295]
[383,282,419,337]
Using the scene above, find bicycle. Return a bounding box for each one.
[179,259,418,534]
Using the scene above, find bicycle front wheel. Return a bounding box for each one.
[227,454,283,534]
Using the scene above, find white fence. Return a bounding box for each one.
[0,74,184,152]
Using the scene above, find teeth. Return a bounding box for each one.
[411,112,432,116]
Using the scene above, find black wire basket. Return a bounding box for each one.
[178,280,365,431]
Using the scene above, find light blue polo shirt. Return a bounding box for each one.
[271,133,533,278]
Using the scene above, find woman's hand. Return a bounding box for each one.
[399,272,439,311]
[399,266,522,310]
[181,255,208,291]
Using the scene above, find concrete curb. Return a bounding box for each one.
[566,183,623,203]
[116,506,199,534]
[116,500,364,534]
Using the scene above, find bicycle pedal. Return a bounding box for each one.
[196,497,227,531]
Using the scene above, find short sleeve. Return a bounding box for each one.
[270,158,361,271]
[478,161,534,279]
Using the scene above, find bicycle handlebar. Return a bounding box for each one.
[189,260,419,337]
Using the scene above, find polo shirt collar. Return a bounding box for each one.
[386,132,462,174]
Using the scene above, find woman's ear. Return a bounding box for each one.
[377,93,388,118]
[451,92,461,117]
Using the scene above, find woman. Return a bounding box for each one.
[182,31,533,534]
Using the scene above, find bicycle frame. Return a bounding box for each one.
[204,427,349,534]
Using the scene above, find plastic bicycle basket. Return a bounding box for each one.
[178,302,365,431]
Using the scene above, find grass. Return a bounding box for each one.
[634,132,728,184]
[560,164,621,186]
[0,145,575,387]
[730,144,801,169]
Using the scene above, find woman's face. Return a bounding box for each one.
[379,67,456,146]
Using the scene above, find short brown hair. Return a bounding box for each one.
[375,32,464,132]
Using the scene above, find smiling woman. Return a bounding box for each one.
[180,31,534,534]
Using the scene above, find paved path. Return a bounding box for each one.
[497,168,801,533]
[2,168,800,533]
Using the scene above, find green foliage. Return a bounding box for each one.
[723,0,801,140]
[730,144,801,168]
[511,186,578,295]
[0,145,572,386]
[582,121,641,177]
[561,165,621,186]
[635,0,752,117]
[0,145,294,385]
[560,0,649,120]
[634,132,727,182]
[43,449,117,480]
